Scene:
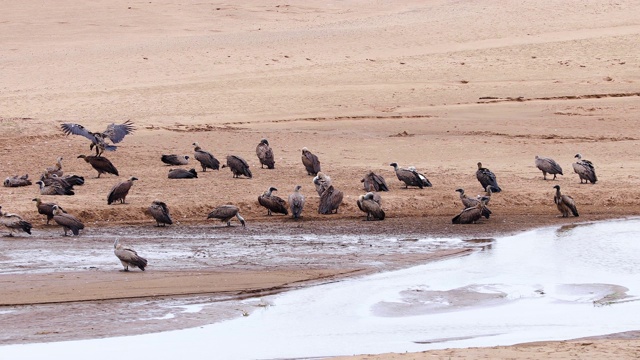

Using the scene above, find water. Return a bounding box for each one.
[2,219,640,359]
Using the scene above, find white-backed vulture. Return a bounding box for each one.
[407,166,432,187]
[451,197,489,224]
[32,197,66,225]
[361,171,389,192]
[357,192,385,221]
[35,180,74,196]
[389,163,428,189]
[318,184,343,214]
[301,147,321,176]
[3,174,32,187]
[114,239,147,271]
[207,205,246,227]
[40,173,85,188]
[45,157,64,177]
[455,188,492,219]
[107,176,138,205]
[313,172,332,196]
[0,206,32,236]
[476,162,502,193]
[52,205,84,236]
[78,154,119,178]
[222,155,252,178]
[61,120,135,156]
[535,156,563,180]
[148,200,172,226]
[161,154,190,166]
[288,185,305,220]
[168,168,198,179]
[192,142,220,171]
[553,185,579,217]
[258,187,288,216]
[256,139,275,169]
[573,153,597,184]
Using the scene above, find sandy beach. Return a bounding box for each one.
[2,0,640,358]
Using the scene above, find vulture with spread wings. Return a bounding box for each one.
[61,120,135,156]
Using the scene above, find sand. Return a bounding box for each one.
[1,0,640,357]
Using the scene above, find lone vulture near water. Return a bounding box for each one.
[553,185,579,217]
[207,205,246,227]
[114,239,147,271]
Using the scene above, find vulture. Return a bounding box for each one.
[361,171,389,192]
[78,154,119,178]
[357,192,385,221]
[207,205,246,227]
[114,239,147,271]
[40,173,85,187]
[258,187,288,216]
[301,147,321,176]
[161,154,190,166]
[389,163,430,189]
[313,172,332,196]
[35,180,74,196]
[476,162,502,193]
[452,197,490,224]
[107,176,138,205]
[222,155,252,178]
[0,205,32,236]
[45,157,64,177]
[313,172,345,213]
[32,197,66,225]
[51,205,84,236]
[288,185,305,220]
[573,153,597,184]
[256,139,275,169]
[455,189,492,219]
[535,156,563,180]
[192,142,220,171]
[168,168,198,179]
[3,174,32,187]
[480,185,495,205]
[61,120,135,156]
[147,200,172,226]
[553,185,579,217]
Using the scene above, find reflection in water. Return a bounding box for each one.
[2,218,640,360]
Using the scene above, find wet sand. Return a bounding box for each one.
[2,0,640,358]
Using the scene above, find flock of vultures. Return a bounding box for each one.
[1,121,594,271]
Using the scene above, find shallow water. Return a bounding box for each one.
[2,219,640,359]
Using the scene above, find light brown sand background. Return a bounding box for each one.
[2,0,640,357]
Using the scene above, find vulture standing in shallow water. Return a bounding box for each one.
[52,205,84,236]
[476,162,502,193]
[389,163,429,189]
[107,176,138,204]
[192,142,220,171]
[0,206,32,236]
[78,154,119,178]
[455,189,491,219]
[288,185,305,220]
[301,147,321,176]
[147,200,172,226]
[207,205,246,227]
[32,197,65,225]
[168,168,198,179]
[222,155,252,178]
[35,180,74,196]
[4,174,32,187]
[161,154,189,166]
[572,153,597,184]
[361,171,389,192]
[535,156,563,180]
[256,139,275,169]
[258,187,288,216]
[357,192,385,221]
[452,197,490,224]
[553,185,579,217]
[61,120,135,156]
[114,239,147,271]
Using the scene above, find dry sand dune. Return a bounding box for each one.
[2,0,640,358]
